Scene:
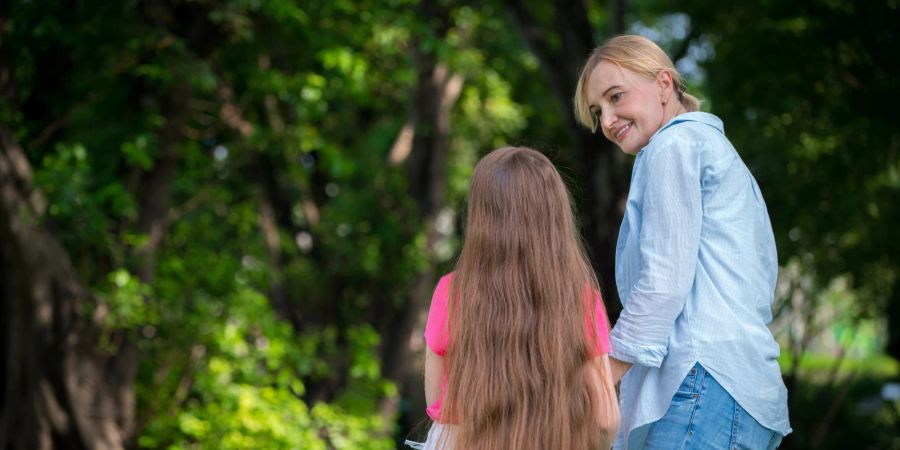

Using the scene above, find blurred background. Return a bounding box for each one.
[1,0,898,449]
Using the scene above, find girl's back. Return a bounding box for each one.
[419,147,619,450]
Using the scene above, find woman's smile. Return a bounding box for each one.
[614,122,633,141]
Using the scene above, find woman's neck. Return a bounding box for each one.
[663,101,689,125]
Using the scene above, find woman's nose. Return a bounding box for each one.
[601,113,616,133]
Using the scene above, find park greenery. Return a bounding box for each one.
[1,0,897,449]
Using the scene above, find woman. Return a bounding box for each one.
[573,35,791,449]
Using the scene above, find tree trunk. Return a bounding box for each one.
[379,2,463,428]
[0,127,133,450]
[506,0,630,320]
[0,62,186,447]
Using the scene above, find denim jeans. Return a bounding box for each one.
[643,364,782,450]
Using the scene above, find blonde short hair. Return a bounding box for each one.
[574,35,701,131]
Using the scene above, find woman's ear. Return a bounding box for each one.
[656,69,675,103]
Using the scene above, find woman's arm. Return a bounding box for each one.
[424,346,444,407]
[610,140,703,368]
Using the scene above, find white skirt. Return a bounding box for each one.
[404,423,455,450]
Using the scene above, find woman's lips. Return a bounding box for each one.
[615,122,633,141]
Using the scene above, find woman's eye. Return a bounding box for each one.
[611,92,622,103]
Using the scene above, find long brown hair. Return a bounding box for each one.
[441,147,618,449]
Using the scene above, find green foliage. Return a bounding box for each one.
[785,375,900,450]
[101,269,156,330]
[6,0,897,448]
[644,1,900,447]
[663,0,900,293]
[139,287,394,449]
[7,0,536,447]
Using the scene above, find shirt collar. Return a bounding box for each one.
[648,111,725,144]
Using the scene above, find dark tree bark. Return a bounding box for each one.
[0,90,186,450]
[506,0,630,320]
[378,1,464,429]
[0,126,135,450]
[610,0,627,36]
[0,7,188,439]
[131,83,189,285]
[0,111,184,450]
[884,278,900,361]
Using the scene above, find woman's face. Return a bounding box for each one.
[586,60,668,155]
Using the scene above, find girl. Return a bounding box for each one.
[573,35,791,449]
[408,147,620,449]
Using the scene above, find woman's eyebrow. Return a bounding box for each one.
[602,85,622,96]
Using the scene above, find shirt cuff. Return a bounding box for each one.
[609,330,668,367]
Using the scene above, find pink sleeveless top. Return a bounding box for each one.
[423,273,611,421]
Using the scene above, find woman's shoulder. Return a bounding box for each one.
[644,112,733,161]
[653,112,723,143]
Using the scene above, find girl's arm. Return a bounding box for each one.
[610,356,632,384]
[588,355,621,444]
[424,346,444,407]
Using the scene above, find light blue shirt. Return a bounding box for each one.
[610,112,791,449]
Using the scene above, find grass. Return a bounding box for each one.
[778,352,899,382]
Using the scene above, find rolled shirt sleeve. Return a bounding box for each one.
[610,137,703,367]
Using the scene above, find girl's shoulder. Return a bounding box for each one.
[436,272,454,294]
[431,272,455,310]
[425,273,456,356]
[431,272,453,308]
